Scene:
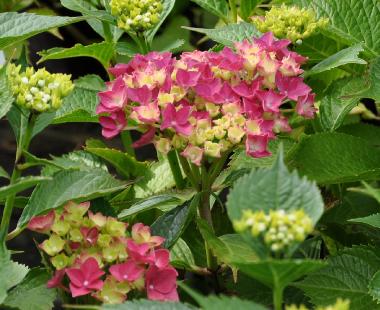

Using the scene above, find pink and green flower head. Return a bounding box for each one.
[145,265,179,301]
[131,223,164,247]
[97,77,128,114]
[27,210,55,233]
[109,259,145,282]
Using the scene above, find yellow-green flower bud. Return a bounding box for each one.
[286,299,350,310]
[40,234,65,256]
[110,0,163,33]
[51,253,70,270]
[7,64,73,113]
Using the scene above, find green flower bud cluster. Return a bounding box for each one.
[7,64,73,113]
[252,4,329,42]
[234,209,313,253]
[110,0,162,32]
[286,298,350,310]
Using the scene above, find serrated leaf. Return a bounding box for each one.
[18,169,128,227]
[85,146,148,178]
[116,41,140,57]
[6,105,29,148]
[61,0,115,23]
[145,0,175,44]
[170,238,201,272]
[240,0,261,21]
[102,300,194,310]
[0,176,51,200]
[349,213,380,228]
[318,78,361,131]
[359,56,380,102]
[0,65,14,120]
[0,248,29,304]
[0,166,9,179]
[190,0,229,20]
[288,133,380,184]
[0,12,82,49]
[53,75,104,124]
[338,123,380,146]
[184,22,261,47]
[38,42,115,68]
[295,246,380,309]
[3,268,56,310]
[293,0,380,57]
[369,270,380,303]
[151,194,200,248]
[306,43,367,76]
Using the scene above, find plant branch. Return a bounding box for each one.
[167,150,186,190]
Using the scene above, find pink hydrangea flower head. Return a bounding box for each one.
[276,73,311,101]
[109,260,145,282]
[146,265,179,301]
[181,145,204,166]
[27,210,55,233]
[131,223,164,247]
[255,32,291,52]
[47,269,66,289]
[296,93,317,118]
[161,103,193,136]
[128,85,152,105]
[133,102,161,123]
[88,211,107,228]
[99,110,127,139]
[132,126,156,148]
[175,68,201,88]
[231,79,261,99]
[66,257,105,297]
[109,64,131,77]
[154,249,170,269]
[127,239,155,264]
[80,227,99,246]
[257,89,286,113]
[97,77,128,114]
[246,134,271,158]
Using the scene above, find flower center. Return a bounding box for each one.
[83,280,89,287]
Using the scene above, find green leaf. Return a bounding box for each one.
[234,259,325,289]
[184,22,261,47]
[349,182,380,205]
[0,248,29,304]
[226,148,324,224]
[85,146,148,179]
[3,268,56,310]
[358,56,380,102]
[60,0,115,23]
[0,166,9,179]
[116,41,140,57]
[305,43,367,76]
[369,270,380,303]
[170,238,202,272]
[38,42,115,68]
[295,246,380,309]
[349,213,380,228]
[145,0,176,44]
[318,78,360,131]
[338,123,380,146]
[53,75,104,124]
[0,176,51,200]
[6,106,29,148]
[0,65,13,120]
[190,0,229,20]
[151,195,200,248]
[18,169,128,227]
[293,0,380,57]
[288,133,380,184]
[0,12,83,49]
[102,300,194,310]
[240,0,261,21]
[180,283,268,310]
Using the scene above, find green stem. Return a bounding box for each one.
[229,0,238,23]
[167,150,186,190]
[208,151,230,186]
[62,305,100,310]
[178,155,200,190]
[130,32,150,54]
[102,21,113,43]
[0,113,36,244]
[273,285,284,310]
[121,131,135,157]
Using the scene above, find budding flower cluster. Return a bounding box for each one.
[234,209,313,253]
[97,33,317,166]
[7,64,73,113]
[286,298,350,310]
[110,0,162,32]
[252,5,329,43]
[27,201,179,304]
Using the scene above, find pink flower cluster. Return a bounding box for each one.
[27,201,179,304]
[97,32,316,165]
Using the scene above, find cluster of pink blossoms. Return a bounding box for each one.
[27,201,178,304]
[97,32,316,165]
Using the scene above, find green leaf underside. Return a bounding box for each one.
[184,22,261,47]
[0,66,14,120]
[0,12,83,49]
[3,268,56,310]
[18,169,127,227]
[288,133,380,184]
[295,246,380,309]
[190,0,229,19]
[38,42,115,68]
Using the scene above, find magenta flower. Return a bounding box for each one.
[97,77,128,114]
[132,126,156,148]
[128,85,153,105]
[256,32,291,52]
[175,68,201,88]
[109,64,130,77]
[131,223,164,247]
[246,134,271,158]
[153,249,170,269]
[211,82,240,104]
[232,79,261,99]
[47,269,66,289]
[161,104,193,136]
[27,210,55,233]
[296,93,317,118]
[109,260,145,282]
[257,89,285,113]
[127,239,155,264]
[133,103,161,123]
[146,265,179,301]
[66,257,105,297]
[99,110,127,139]
[276,74,311,101]
[80,227,99,246]
[181,144,204,166]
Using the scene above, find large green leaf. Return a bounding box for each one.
[0,176,50,200]
[293,0,380,57]
[348,182,380,204]
[305,43,367,76]
[288,133,380,184]
[338,123,380,146]
[0,249,29,304]
[240,0,262,21]
[0,66,13,120]
[53,75,104,124]
[349,213,380,229]
[38,42,115,68]
[369,270,380,303]
[102,300,194,310]
[226,149,324,224]
[318,78,361,131]
[151,194,200,248]
[18,169,127,227]
[60,0,115,23]
[170,238,204,272]
[184,22,261,47]
[190,0,229,20]
[0,12,82,49]
[358,56,380,102]
[296,246,380,309]
[3,268,56,310]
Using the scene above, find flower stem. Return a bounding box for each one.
[273,285,284,310]
[178,155,200,190]
[167,150,186,190]
[229,0,238,23]
[121,131,136,157]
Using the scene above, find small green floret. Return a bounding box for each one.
[7,64,73,113]
[110,0,162,32]
[252,5,329,42]
[286,298,350,310]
